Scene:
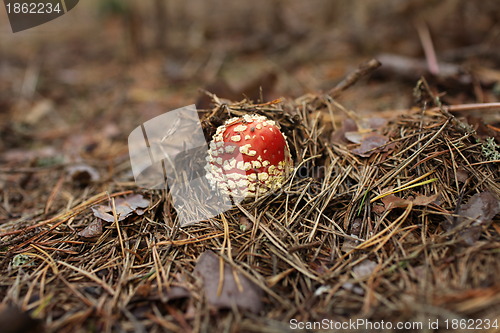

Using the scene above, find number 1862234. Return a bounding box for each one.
[5,2,62,14]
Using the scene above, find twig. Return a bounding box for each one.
[428,102,500,113]
[376,53,468,83]
[415,19,439,75]
[328,58,381,98]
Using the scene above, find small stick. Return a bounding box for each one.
[428,102,500,113]
[328,58,381,98]
[415,20,439,75]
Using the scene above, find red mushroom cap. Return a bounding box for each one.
[205,114,293,197]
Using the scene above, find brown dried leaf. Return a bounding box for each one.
[330,118,358,145]
[194,250,263,313]
[164,286,191,301]
[91,194,150,223]
[381,193,439,210]
[334,117,389,147]
[91,205,115,222]
[444,191,500,245]
[372,204,385,214]
[351,133,390,157]
[455,168,469,183]
[77,218,103,239]
[344,131,365,144]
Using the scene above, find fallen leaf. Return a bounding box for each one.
[194,250,263,313]
[381,193,439,210]
[77,218,103,239]
[91,194,150,222]
[330,118,358,145]
[332,117,390,146]
[344,130,365,144]
[351,133,390,157]
[372,204,385,214]
[91,205,115,222]
[164,286,191,301]
[444,191,500,245]
[413,194,440,206]
[455,168,469,183]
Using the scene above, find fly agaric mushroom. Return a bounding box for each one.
[205,114,293,198]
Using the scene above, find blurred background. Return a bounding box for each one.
[1,0,499,163]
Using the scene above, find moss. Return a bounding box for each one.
[482,137,500,161]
